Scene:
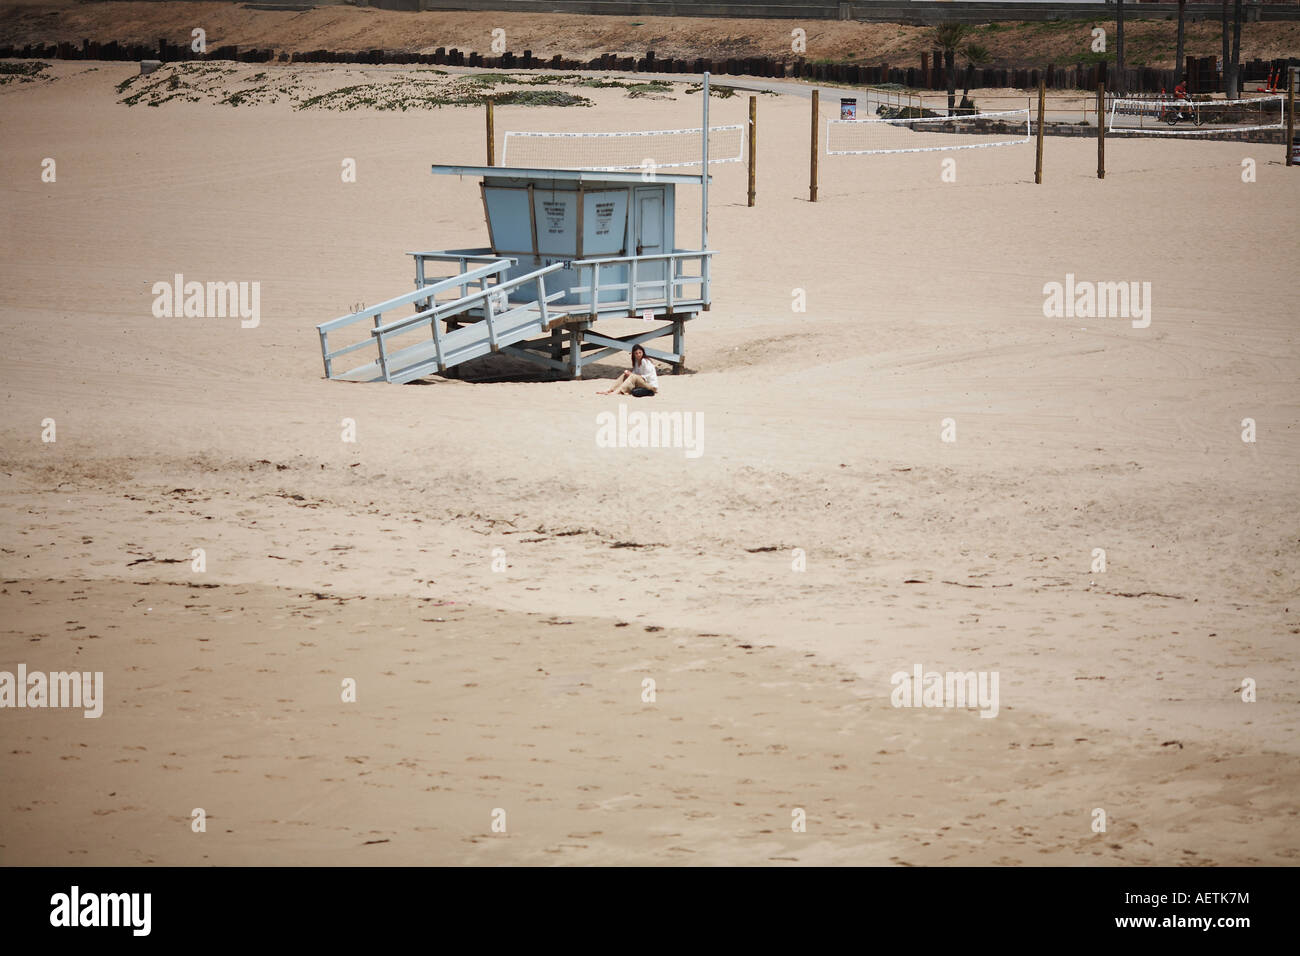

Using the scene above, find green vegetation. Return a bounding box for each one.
[221,83,281,107]
[117,63,295,107]
[626,82,672,99]
[577,76,676,98]
[878,105,943,119]
[0,61,51,85]
[294,80,592,111]
[0,61,48,76]
[108,64,717,111]
[685,81,752,99]
[467,72,575,87]
[495,90,592,107]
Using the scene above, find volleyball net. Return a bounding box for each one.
[1106,94,1286,135]
[826,109,1033,155]
[501,124,746,171]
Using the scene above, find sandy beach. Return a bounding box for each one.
[1,57,1297,865]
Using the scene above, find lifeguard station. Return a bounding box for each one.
[316,77,730,385]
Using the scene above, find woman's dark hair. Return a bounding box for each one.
[630,344,646,366]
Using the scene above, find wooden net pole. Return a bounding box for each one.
[1097,81,1106,180]
[810,89,819,203]
[486,97,495,166]
[748,95,757,207]
[1287,67,1297,168]
[1034,79,1046,184]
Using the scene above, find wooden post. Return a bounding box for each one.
[747,95,757,207]
[486,97,495,166]
[1034,79,1045,185]
[1097,82,1106,180]
[1287,67,1297,168]
[809,89,819,202]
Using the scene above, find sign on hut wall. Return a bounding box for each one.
[582,189,629,257]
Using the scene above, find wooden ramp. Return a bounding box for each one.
[335,303,562,384]
[317,258,568,384]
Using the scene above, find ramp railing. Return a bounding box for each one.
[316,258,514,379]
[371,261,568,383]
[408,248,509,308]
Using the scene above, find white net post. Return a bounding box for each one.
[701,71,710,308]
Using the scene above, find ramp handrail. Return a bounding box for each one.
[406,247,500,261]
[316,258,514,378]
[408,248,511,305]
[371,261,567,383]
[371,262,564,338]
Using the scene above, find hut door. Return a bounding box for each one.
[632,186,667,304]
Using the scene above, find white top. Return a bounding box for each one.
[635,357,659,390]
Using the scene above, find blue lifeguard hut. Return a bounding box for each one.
[317,166,721,385]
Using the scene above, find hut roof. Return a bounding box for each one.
[431,164,710,185]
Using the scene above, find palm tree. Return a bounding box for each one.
[960,43,992,114]
[1116,0,1126,95]
[1230,0,1244,99]
[1222,0,1231,95]
[1175,0,1187,85]
[935,22,971,116]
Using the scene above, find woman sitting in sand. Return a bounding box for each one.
[598,344,658,396]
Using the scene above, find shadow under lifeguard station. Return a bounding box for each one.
[316,164,714,384]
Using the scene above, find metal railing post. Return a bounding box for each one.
[430,306,446,370]
[702,251,711,310]
[319,329,332,378]
[377,329,391,382]
[484,291,499,351]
